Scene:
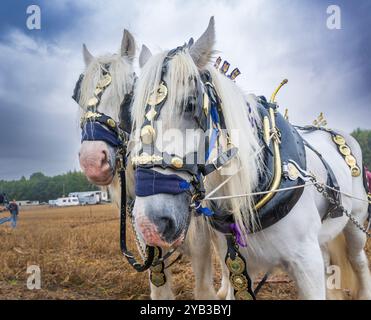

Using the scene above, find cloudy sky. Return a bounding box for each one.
[0,0,370,180]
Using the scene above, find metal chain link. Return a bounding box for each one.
[311,178,371,238]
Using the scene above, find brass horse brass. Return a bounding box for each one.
[147,82,168,106]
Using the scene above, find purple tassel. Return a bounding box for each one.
[230,223,247,247]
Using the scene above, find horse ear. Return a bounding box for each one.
[121,29,136,61]
[82,44,94,66]
[187,37,194,48]
[139,44,152,68]
[190,17,215,69]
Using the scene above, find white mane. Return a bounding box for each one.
[205,66,264,233]
[79,54,135,121]
[131,48,264,233]
[132,50,199,129]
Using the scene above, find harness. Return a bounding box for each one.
[132,46,238,217]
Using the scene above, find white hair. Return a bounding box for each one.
[131,48,265,233]
[79,54,135,121]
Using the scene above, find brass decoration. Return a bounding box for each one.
[345,155,357,167]
[331,133,361,177]
[229,68,241,81]
[339,144,351,156]
[145,108,158,121]
[226,256,245,275]
[230,274,248,291]
[235,290,253,300]
[287,163,299,181]
[313,112,327,128]
[140,125,156,144]
[270,79,288,104]
[150,263,163,273]
[220,61,230,74]
[131,153,163,166]
[94,87,103,96]
[255,107,282,210]
[84,111,101,120]
[263,116,271,145]
[333,135,346,146]
[87,97,99,107]
[150,272,166,287]
[107,118,116,128]
[147,82,168,106]
[97,74,112,88]
[351,166,361,177]
[171,157,183,169]
[214,56,222,69]
[202,93,209,115]
[284,108,289,121]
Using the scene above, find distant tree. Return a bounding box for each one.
[0,171,99,202]
[351,128,371,169]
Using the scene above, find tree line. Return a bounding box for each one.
[0,171,98,203]
[351,128,371,169]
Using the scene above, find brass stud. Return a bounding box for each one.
[97,74,112,88]
[94,87,103,96]
[107,118,116,128]
[147,82,168,106]
[339,144,351,156]
[351,166,361,177]
[87,97,99,107]
[226,256,245,275]
[171,157,183,169]
[345,155,357,167]
[287,163,300,181]
[230,274,248,291]
[333,135,346,145]
[140,125,156,144]
[202,93,209,115]
[150,272,166,287]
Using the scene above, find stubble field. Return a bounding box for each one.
[0,204,369,300]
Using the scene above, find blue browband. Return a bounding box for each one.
[81,122,121,147]
[135,167,191,197]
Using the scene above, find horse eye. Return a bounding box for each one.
[184,97,196,113]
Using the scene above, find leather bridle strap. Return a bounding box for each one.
[119,166,155,272]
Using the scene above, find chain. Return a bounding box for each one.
[311,178,371,238]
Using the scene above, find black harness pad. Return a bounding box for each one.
[209,99,307,233]
[252,100,307,231]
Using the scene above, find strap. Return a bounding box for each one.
[202,147,239,176]
[303,140,343,219]
[119,168,155,272]
[225,235,256,300]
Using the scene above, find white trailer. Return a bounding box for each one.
[55,197,79,207]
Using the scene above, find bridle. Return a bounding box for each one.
[132,45,239,258]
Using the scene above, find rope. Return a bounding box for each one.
[205,182,316,201]
[205,179,371,204]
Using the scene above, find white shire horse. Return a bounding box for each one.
[131,17,370,300]
[75,30,220,299]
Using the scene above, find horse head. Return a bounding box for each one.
[74,30,136,186]
[130,17,220,248]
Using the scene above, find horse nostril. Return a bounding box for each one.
[101,150,109,165]
[155,216,176,242]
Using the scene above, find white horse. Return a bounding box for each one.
[131,17,370,300]
[76,30,219,299]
